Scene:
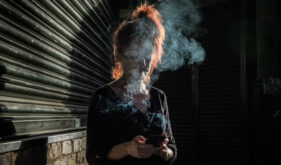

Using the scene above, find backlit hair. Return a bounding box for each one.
[112,3,165,84]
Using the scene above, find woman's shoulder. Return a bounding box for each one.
[89,84,116,109]
[90,84,114,101]
[151,86,165,94]
[151,86,166,98]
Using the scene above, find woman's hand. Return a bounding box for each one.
[154,134,174,161]
[127,135,156,159]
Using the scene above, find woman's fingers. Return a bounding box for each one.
[130,135,170,159]
[137,148,156,158]
[138,146,155,153]
[137,144,158,158]
[138,143,154,149]
[163,138,169,144]
[137,140,146,144]
[161,143,167,149]
[139,153,153,158]
[135,135,146,144]
[138,149,153,154]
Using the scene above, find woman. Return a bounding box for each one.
[86,3,177,165]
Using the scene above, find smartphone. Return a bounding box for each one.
[145,135,166,147]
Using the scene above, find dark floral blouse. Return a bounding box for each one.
[86,84,177,165]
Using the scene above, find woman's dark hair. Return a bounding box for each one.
[112,3,165,83]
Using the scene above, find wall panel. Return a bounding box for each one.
[0,0,114,140]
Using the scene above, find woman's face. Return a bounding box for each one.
[120,39,154,78]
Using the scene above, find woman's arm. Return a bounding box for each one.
[107,142,130,160]
[156,91,178,164]
[86,89,115,164]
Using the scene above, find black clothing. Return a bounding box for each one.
[86,84,177,165]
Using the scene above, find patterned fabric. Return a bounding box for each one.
[86,84,177,165]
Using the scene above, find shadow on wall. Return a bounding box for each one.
[0,64,48,165]
[0,0,115,164]
[14,138,48,165]
[0,64,16,139]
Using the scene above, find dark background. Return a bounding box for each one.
[114,0,281,165]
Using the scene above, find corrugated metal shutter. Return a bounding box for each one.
[198,1,243,165]
[154,66,195,165]
[0,0,115,140]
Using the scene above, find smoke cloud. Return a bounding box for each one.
[97,93,168,131]
[150,0,205,84]
[122,37,154,96]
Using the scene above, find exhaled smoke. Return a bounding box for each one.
[97,93,168,130]
[150,0,205,84]
[121,33,154,96]
[123,68,149,95]
[118,36,153,113]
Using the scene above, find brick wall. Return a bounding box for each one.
[0,137,88,165]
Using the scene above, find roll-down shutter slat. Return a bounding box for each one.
[0,0,115,140]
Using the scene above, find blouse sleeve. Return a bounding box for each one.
[86,89,115,165]
[161,91,178,165]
